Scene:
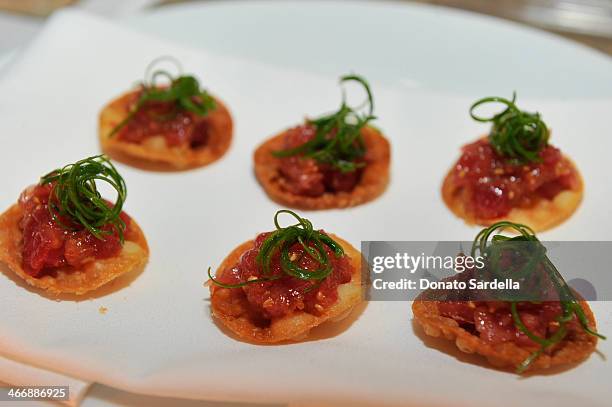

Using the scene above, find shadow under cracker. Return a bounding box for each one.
[0,261,146,302]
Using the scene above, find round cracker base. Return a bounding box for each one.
[253,126,390,209]
[441,156,583,232]
[0,204,149,296]
[210,235,363,344]
[99,90,233,171]
[412,298,598,373]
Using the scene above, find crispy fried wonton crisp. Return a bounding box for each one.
[442,153,583,233]
[0,204,149,296]
[412,297,598,373]
[443,92,583,232]
[210,235,363,343]
[99,90,233,171]
[254,126,390,210]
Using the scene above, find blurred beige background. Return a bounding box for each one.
[414,0,612,55]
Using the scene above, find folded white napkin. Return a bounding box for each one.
[0,355,90,406]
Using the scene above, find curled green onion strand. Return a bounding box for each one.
[208,210,344,289]
[471,221,606,373]
[470,93,549,163]
[109,56,216,137]
[273,74,376,173]
[40,155,127,242]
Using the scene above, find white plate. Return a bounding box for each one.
[127,0,612,99]
[0,3,611,407]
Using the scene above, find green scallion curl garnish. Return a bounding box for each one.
[470,93,549,163]
[109,56,216,137]
[208,210,344,289]
[471,221,606,373]
[40,155,127,243]
[272,74,376,173]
